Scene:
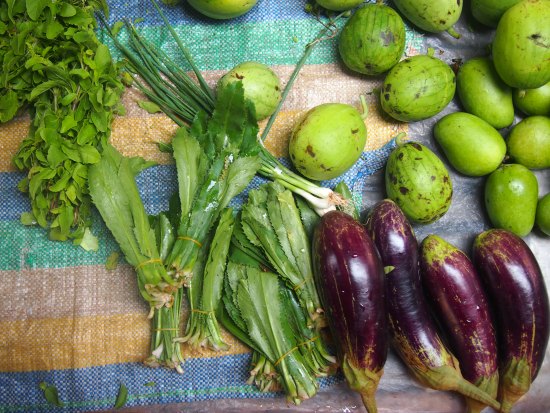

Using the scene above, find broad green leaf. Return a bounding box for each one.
[60,92,77,106]
[137,100,161,114]
[78,145,101,164]
[45,20,64,39]
[76,123,97,145]
[20,212,36,226]
[30,80,64,100]
[80,228,99,252]
[106,251,120,270]
[0,90,19,123]
[91,110,109,132]
[49,170,71,192]
[26,0,49,20]
[114,383,128,409]
[58,204,74,236]
[58,3,77,17]
[39,382,64,407]
[94,44,112,74]
[60,114,78,133]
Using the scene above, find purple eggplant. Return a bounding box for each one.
[365,199,500,410]
[473,229,550,413]
[420,234,499,413]
[312,210,387,413]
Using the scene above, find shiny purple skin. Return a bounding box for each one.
[312,210,388,372]
[420,234,499,387]
[473,229,550,382]
[365,199,450,370]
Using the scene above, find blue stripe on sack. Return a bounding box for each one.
[0,354,343,412]
[0,141,396,271]
[105,0,310,27]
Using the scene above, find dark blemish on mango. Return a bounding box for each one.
[380,29,394,47]
[431,176,435,181]
[384,93,391,101]
[399,187,409,195]
[397,153,404,160]
[235,73,244,80]
[351,128,359,134]
[410,142,423,151]
[390,173,397,185]
[306,145,316,157]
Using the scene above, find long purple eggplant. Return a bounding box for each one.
[312,210,387,413]
[420,234,499,413]
[364,199,500,410]
[473,229,550,413]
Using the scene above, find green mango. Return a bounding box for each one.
[316,0,363,11]
[187,0,258,19]
[484,164,539,236]
[456,57,514,129]
[492,0,550,89]
[338,3,406,75]
[434,112,506,176]
[289,103,367,181]
[470,0,521,28]
[536,193,550,236]
[385,141,453,223]
[506,116,550,169]
[392,0,462,37]
[380,54,456,122]
[513,81,550,116]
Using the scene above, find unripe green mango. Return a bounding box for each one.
[484,164,539,236]
[507,116,550,169]
[434,112,506,176]
[380,54,456,122]
[471,0,521,28]
[513,81,550,116]
[217,61,282,121]
[385,141,453,223]
[456,57,514,129]
[392,0,462,37]
[338,3,406,75]
[316,0,363,11]
[536,193,550,235]
[492,0,550,89]
[289,103,367,181]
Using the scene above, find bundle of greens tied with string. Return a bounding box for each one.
[88,0,352,400]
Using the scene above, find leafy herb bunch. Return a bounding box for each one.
[1,0,125,245]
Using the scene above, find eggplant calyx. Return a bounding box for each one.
[498,357,532,413]
[421,364,501,410]
[341,354,383,413]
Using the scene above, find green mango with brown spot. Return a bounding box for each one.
[471,0,521,27]
[380,54,456,122]
[385,141,453,223]
[338,3,406,75]
[392,0,463,37]
[492,0,550,89]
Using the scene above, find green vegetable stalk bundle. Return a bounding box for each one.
[1,0,125,245]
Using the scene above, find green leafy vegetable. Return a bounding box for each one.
[181,208,235,350]
[1,0,125,244]
[221,261,320,404]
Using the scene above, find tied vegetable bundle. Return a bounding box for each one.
[1,0,125,245]
[89,81,261,370]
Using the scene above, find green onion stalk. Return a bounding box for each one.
[101,0,348,216]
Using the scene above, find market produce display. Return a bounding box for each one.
[1,0,550,412]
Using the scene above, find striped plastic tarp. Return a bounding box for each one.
[0,1,424,411]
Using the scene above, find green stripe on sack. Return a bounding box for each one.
[0,220,119,271]
[101,17,422,72]
[101,17,342,71]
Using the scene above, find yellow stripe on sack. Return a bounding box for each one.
[0,312,250,373]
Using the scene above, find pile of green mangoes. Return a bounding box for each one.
[328,0,550,238]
